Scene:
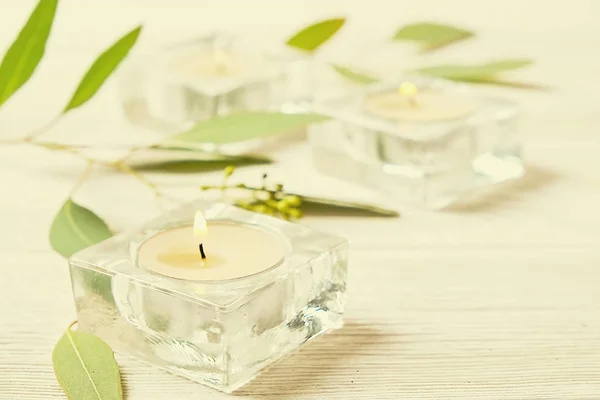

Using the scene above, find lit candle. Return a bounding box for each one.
[364,81,477,122]
[194,210,208,259]
[168,48,262,79]
[138,211,286,281]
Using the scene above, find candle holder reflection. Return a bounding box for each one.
[67,199,348,392]
[309,76,524,209]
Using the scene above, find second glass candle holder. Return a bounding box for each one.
[309,77,525,209]
[67,200,348,392]
[120,32,313,134]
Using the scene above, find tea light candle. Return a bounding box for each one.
[168,49,262,79]
[364,81,477,122]
[138,211,285,281]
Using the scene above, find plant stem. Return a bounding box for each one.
[202,183,280,196]
[22,115,62,142]
[0,117,187,208]
[113,161,157,189]
[116,146,144,163]
[0,138,22,145]
[19,136,171,201]
[0,124,184,205]
[0,138,148,155]
[31,140,82,155]
[70,161,95,196]
[113,161,182,204]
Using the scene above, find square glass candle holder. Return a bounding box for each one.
[120,32,313,134]
[68,200,348,392]
[309,77,525,209]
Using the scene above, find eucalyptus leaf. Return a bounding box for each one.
[131,154,271,173]
[393,22,473,50]
[463,79,549,90]
[49,198,112,258]
[152,142,267,152]
[0,0,57,108]
[170,111,330,145]
[49,199,114,304]
[331,64,380,84]
[53,325,122,400]
[286,18,345,52]
[298,195,399,217]
[237,196,397,218]
[64,26,142,112]
[415,59,533,81]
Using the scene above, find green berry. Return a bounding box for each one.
[288,208,303,219]
[277,200,290,212]
[252,204,268,214]
[265,199,279,208]
[236,200,251,209]
[224,166,235,177]
[283,195,302,207]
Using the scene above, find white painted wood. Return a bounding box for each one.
[0,1,599,399]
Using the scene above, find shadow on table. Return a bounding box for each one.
[236,321,392,398]
[447,164,560,213]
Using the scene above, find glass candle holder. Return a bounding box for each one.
[309,77,525,209]
[67,200,348,392]
[120,32,313,134]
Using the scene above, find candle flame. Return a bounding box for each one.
[399,82,418,97]
[399,81,418,108]
[193,210,208,238]
[213,49,229,72]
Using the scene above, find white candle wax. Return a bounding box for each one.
[364,90,477,122]
[168,51,262,79]
[138,222,285,281]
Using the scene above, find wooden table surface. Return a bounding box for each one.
[1,0,599,399]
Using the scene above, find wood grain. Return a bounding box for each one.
[1,0,599,399]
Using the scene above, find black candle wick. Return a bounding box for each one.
[199,243,206,259]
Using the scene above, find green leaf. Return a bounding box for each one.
[415,59,533,81]
[460,78,549,90]
[286,18,345,52]
[53,324,122,400]
[131,153,271,173]
[151,142,268,153]
[64,26,142,112]
[49,198,112,258]
[393,22,473,50]
[298,195,399,217]
[331,64,380,84]
[170,111,330,145]
[0,0,57,108]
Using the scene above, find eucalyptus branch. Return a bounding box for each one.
[0,137,146,152]
[116,146,145,163]
[23,138,111,167]
[0,138,22,145]
[30,140,82,154]
[0,126,182,207]
[200,167,303,219]
[22,115,62,142]
[113,161,183,205]
[114,161,159,192]
[70,161,94,197]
